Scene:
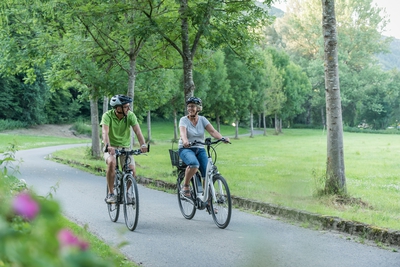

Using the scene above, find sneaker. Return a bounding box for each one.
[105,193,117,203]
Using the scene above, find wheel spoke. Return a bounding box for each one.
[211,175,232,229]
[123,175,139,231]
[107,182,120,222]
[177,172,196,219]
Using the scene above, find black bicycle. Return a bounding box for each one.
[106,145,149,231]
[170,138,232,229]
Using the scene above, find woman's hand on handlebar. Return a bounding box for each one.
[221,137,231,144]
[182,139,190,148]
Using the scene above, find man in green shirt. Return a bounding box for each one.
[100,94,147,203]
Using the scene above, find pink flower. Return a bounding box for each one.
[57,229,89,251]
[12,191,40,220]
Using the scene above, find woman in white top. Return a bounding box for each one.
[178,97,230,197]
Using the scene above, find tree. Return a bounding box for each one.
[148,0,273,105]
[274,0,392,128]
[247,49,270,137]
[280,62,311,127]
[224,49,253,138]
[322,0,346,194]
[201,50,232,131]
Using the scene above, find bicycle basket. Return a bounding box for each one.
[169,149,180,167]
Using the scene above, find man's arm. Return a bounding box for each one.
[132,124,147,152]
[102,125,110,147]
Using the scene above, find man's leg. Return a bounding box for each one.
[105,153,117,202]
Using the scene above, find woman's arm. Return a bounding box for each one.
[205,124,230,142]
[180,125,190,147]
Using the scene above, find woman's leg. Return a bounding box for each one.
[196,148,208,179]
[179,148,199,196]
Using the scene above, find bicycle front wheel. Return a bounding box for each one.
[177,171,196,219]
[210,174,232,229]
[123,175,139,231]
[107,183,120,222]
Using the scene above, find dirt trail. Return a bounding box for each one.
[1,124,84,138]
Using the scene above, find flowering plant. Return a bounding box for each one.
[0,161,112,266]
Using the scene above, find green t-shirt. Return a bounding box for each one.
[100,109,139,147]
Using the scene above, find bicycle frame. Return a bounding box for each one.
[106,145,149,231]
[176,137,232,228]
[186,138,228,207]
[193,157,216,204]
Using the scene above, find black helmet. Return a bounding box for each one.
[110,95,132,107]
[186,97,202,106]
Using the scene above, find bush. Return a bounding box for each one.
[0,119,28,131]
[0,148,113,267]
[72,119,92,136]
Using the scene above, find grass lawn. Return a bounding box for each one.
[0,134,89,152]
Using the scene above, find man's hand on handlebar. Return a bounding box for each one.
[104,144,116,155]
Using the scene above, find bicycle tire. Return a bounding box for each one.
[177,171,196,219]
[107,179,120,222]
[210,174,231,229]
[123,174,139,231]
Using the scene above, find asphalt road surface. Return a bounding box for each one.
[14,144,400,267]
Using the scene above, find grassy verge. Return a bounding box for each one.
[0,134,89,153]
[0,132,139,266]
[61,217,137,267]
[52,125,400,231]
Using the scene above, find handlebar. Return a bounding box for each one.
[190,138,231,147]
[104,143,150,155]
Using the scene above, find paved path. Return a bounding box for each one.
[14,144,400,267]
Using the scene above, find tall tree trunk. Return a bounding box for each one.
[216,113,221,132]
[180,0,196,100]
[263,111,267,136]
[320,106,326,127]
[90,95,101,158]
[322,0,346,194]
[274,113,279,135]
[234,120,239,139]
[127,39,145,147]
[306,101,311,125]
[146,110,151,143]
[250,111,254,138]
[103,96,109,115]
[173,109,178,141]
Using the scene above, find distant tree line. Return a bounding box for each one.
[0,0,399,133]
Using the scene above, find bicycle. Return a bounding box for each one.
[105,144,149,231]
[170,137,232,229]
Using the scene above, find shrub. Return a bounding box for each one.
[0,119,28,131]
[72,119,92,136]
[0,148,112,267]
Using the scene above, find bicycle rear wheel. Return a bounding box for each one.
[107,181,120,222]
[123,174,139,231]
[177,171,196,219]
[210,174,231,229]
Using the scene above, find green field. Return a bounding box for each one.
[2,123,400,232]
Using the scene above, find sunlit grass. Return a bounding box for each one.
[0,133,89,152]
[48,126,400,230]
